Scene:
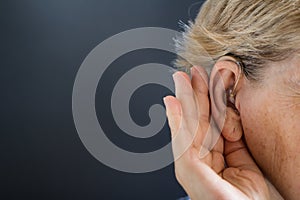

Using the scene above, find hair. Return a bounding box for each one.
[175,0,300,81]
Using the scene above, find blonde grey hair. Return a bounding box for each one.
[175,0,300,81]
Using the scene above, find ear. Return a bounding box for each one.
[209,56,243,141]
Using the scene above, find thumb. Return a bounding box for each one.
[224,139,260,172]
[223,139,270,198]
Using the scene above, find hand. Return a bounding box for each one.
[163,66,277,200]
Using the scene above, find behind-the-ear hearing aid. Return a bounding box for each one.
[218,54,244,108]
[227,69,241,104]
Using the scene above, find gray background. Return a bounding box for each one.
[1,0,204,199]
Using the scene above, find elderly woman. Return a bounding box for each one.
[163,0,300,199]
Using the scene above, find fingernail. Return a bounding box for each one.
[163,97,169,108]
[172,72,184,91]
[191,67,196,77]
[172,72,180,83]
[193,66,208,83]
[193,66,202,76]
[163,97,171,121]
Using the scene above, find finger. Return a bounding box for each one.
[211,151,225,175]
[210,70,226,130]
[223,140,269,198]
[164,96,193,158]
[198,120,222,158]
[222,167,269,199]
[222,107,243,142]
[191,66,209,93]
[190,67,211,150]
[191,66,210,122]
[173,71,199,136]
[177,70,191,83]
[176,148,248,200]
[224,139,261,173]
[173,71,194,115]
[163,96,182,137]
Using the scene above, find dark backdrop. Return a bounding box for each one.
[0,0,204,199]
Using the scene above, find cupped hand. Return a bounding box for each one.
[163,66,277,200]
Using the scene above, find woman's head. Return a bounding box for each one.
[176,0,300,81]
[176,0,300,199]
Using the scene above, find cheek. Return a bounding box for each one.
[240,107,267,153]
[239,97,275,173]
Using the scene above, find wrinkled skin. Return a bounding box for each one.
[235,57,300,200]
